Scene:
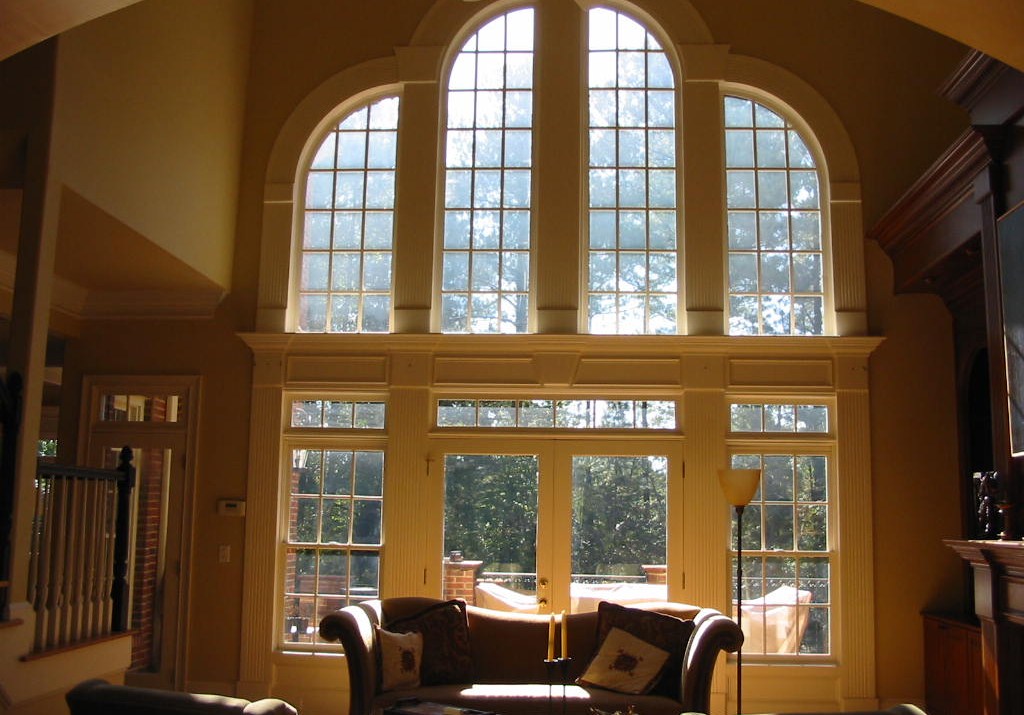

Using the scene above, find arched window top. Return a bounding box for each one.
[440,8,535,334]
[297,96,400,333]
[724,94,827,336]
[586,6,679,335]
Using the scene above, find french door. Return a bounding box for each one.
[437,437,682,614]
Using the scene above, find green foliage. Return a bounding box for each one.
[571,456,666,576]
[444,455,539,571]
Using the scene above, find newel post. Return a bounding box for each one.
[111,446,135,632]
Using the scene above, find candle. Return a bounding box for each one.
[547,613,555,660]
[560,610,568,659]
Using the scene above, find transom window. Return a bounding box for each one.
[725,96,825,335]
[730,402,829,433]
[437,398,676,429]
[299,96,399,333]
[441,9,534,333]
[586,8,678,334]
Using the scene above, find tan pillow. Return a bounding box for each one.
[377,627,423,692]
[577,627,670,695]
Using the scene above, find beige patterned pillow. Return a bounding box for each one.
[377,627,423,692]
[577,627,670,695]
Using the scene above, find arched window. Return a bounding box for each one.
[441,8,534,334]
[298,96,399,333]
[586,8,677,335]
[725,96,824,335]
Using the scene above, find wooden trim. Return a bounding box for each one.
[867,130,989,255]
[938,51,1008,111]
[18,630,135,661]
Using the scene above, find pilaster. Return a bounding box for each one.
[835,355,877,707]
[237,344,286,698]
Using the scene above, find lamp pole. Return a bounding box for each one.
[734,503,746,715]
[718,468,761,715]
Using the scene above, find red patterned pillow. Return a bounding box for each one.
[387,600,473,685]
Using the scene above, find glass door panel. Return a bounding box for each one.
[442,454,540,611]
[570,455,668,612]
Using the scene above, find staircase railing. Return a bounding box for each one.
[28,447,135,652]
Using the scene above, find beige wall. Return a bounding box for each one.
[864,241,964,702]
[59,305,253,688]
[52,0,252,291]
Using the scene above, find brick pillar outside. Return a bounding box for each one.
[131,444,166,670]
[642,564,667,584]
[442,559,483,605]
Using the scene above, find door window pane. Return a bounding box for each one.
[570,455,667,612]
[443,454,540,611]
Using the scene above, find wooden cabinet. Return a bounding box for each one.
[923,613,982,715]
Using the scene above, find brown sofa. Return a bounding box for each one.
[319,597,743,715]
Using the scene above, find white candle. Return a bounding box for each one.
[547,613,555,660]
[560,610,568,659]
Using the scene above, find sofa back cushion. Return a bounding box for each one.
[388,599,473,685]
[466,602,699,691]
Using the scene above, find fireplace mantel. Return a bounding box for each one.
[946,539,1024,715]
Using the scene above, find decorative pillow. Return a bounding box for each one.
[377,627,423,692]
[593,601,695,697]
[387,600,473,685]
[578,627,670,694]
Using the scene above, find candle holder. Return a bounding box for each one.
[544,657,573,715]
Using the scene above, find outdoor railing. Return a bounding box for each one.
[27,447,135,653]
[479,571,647,590]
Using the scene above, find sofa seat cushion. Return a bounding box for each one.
[372,684,686,715]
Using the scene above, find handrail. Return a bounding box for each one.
[28,446,135,652]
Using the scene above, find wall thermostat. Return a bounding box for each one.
[217,499,246,517]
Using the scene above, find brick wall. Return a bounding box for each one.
[642,564,667,584]
[442,559,482,604]
[129,398,167,670]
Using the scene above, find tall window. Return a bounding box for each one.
[441,9,534,333]
[586,8,677,334]
[728,445,831,656]
[725,96,825,335]
[299,96,399,332]
[281,398,386,650]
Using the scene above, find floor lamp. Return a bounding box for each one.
[719,468,762,715]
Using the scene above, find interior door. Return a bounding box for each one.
[438,437,681,615]
[88,435,188,690]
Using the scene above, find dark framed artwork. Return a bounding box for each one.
[998,200,1024,456]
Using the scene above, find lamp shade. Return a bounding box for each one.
[718,468,761,507]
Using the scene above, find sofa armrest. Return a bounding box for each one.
[678,608,743,714]
[242,700,298,715]
[66,679,297,715]
[319,605,379,715]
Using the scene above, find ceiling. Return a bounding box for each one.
[2,0,1023,70]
